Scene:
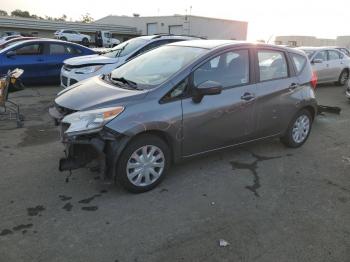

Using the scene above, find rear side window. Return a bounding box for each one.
[258,50,288,81]
[49,44,82,54]
[290,53,307,75]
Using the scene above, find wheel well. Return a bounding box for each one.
[303,106,316,120]
[129,130,175,162]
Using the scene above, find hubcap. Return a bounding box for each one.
[292,115,310,144]
[126,145,165,187]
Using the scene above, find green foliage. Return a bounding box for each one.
[0,10,8,16]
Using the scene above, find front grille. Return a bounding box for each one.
[61,76,68,87]
[70,79,78,85]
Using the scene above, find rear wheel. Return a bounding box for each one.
[336,69,349,86]
[281,109,312,148]
[116,134,170,193]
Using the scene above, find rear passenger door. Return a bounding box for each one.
[312,50,330,82]
[45,43,78,81]
[254,48,301,137]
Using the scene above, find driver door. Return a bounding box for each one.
[181,49,258,156]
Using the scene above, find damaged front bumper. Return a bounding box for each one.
[49,105,125,179]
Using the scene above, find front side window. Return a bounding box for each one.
[314,51,327,61]
[328,50,340,60]
[110,45,206,89]
[13,44,43,55]
[290,53,307,74]
[258,50,288,81]
[162,78,189,102]
[193,50,249,88]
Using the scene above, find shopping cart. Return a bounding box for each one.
[0,69,24,128]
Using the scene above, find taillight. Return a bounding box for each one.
[311,71,317,89]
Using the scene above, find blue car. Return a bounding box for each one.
[0,39,95,84]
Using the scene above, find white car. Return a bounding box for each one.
[54,30,91,46]
[299,47,350,85]
[60,35,199,87]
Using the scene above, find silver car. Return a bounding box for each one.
[300,47,350,85]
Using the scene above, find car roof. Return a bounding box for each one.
[137,34,202,41]
[297,46,339,51]
[0,39,91,53]
[170,40,306,54]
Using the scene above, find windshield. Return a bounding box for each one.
[301,50,315,59]
[110,45,207,89]
[103,38,148,58]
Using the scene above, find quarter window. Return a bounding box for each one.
[162,78,188,102]
[193,50,249,88]
[258,50,288,81]
[290,53,307,74]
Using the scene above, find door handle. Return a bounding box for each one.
[289,83,299,91]
[241,92,255,101]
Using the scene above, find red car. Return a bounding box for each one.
[0,37,38,50]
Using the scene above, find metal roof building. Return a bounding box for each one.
[96,15,248,40]
[0,15,140,41]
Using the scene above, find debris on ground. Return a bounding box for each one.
[219,239,230,247]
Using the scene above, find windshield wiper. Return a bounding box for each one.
[111,77,138,89]
[115,43,128,57]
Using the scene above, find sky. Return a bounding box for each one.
[1,0,350,41]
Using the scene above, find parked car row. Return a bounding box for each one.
[60,34,200,87]
[50,40,318,193]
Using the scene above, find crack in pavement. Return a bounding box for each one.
[230,152,282,197]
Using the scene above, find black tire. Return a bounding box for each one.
[116,134,170,193]
[280,109,313,148]
[60,36,67,41]
[82,38,89,46]
[336,69,349,86]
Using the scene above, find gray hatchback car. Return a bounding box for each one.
[50,40,318,193]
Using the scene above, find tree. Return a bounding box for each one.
[55,14,67,22]
[0,10,8,16]
[80,13,94,23]
[11,9,31,18]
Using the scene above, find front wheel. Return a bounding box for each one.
[116,134,170,193]
[336,70,349,86]
[280,109,313,148]
[82,38,89,46]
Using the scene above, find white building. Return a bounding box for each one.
[96,15,248,40]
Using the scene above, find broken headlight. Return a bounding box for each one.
[62,106,124,135]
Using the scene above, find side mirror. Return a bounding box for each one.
[192,80,222,103]
[312,58,323,64]
[6,51,15,57]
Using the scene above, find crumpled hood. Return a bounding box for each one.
[55,76,147,111]
[64,54,119,66]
